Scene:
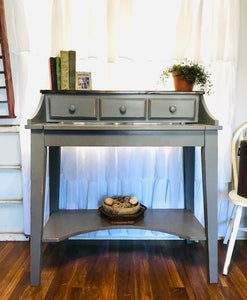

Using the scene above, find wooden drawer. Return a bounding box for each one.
[149,98,198,122]
[46,95,97,121]
[100,98,146,120]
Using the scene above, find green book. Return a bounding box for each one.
[60,50,76,90]
[56,56,61,90]
[60,51,69,90]
[68,50,76,90]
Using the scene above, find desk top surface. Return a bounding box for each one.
[40,90,205,95]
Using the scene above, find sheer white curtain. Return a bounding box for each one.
[5,0,239,237]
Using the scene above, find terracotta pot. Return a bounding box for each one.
[172,71,194,92]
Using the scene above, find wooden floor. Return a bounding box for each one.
[1,240,247,300]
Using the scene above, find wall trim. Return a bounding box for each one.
[0,125,19,132]
[0,233,29,241]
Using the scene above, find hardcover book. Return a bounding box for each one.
[60,50,76,90]
[68,51,76,90]
[56,56,61,90]
[49,57,57,90]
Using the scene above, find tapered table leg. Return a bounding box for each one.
[30,130,47,286]
[201,130,218,283]
[183,147,195,244]
[183,147,195,213]
[49,146,61,214]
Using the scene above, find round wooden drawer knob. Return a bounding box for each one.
[119,105,127,114]
[169,106,177,113]
[69,104,76,114]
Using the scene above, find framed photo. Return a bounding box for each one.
[76,72,92,90]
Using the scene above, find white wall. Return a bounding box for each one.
[235,0,247,130]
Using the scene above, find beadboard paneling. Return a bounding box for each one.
[0,169,22,199]
[0,89,7,102]
[0,132,21,165]
[0,102,8,116]
[0,203,24,233]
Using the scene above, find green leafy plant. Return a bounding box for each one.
[160,59,213,95]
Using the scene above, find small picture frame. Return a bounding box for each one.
[76,72,92,90]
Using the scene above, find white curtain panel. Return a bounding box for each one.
[5,0,240,237]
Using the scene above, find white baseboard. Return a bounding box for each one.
[0,125,20,132]
[0,233,29,241]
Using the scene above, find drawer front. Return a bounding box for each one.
[47,96,97,121]
[100,98,146,120]
[149,98,197,121]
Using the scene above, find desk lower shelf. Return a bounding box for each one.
[42,209,206,242]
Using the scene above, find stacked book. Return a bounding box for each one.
[49,50,76,90]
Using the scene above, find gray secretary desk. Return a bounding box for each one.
[26,90,221,286]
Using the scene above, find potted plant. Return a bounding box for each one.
[160,59,212,95]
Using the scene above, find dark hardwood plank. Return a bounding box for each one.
[1,240,247,300]
[0,242,16,264]
[131,241,154,299]
[146,241,182,299]
[0,243,30,299]
[170,287,191,300]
